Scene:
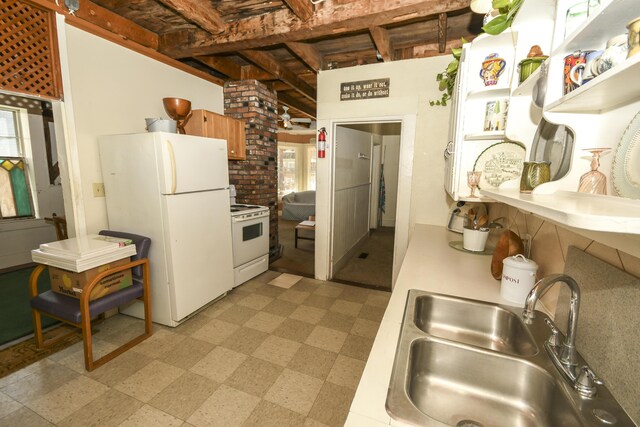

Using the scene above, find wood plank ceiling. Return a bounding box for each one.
[87,0,483,124]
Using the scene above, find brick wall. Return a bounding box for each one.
[224,80,279,253]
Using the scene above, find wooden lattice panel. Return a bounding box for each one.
[0,0,62,99]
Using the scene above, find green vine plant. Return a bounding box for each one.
[429,0,524,107]
[430,41,465,106]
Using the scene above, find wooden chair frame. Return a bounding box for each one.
[29,258,152,371]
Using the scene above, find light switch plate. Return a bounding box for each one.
[92,182,105,197]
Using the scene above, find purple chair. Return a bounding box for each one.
[29,230,152,371]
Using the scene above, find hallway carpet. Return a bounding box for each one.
[270,219,315,277]
[333,227,395,290]
[271,220,395,289]
[0,325,81,378]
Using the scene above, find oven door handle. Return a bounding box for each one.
[232,214,268,223]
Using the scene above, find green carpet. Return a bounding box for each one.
[0,266,58,346]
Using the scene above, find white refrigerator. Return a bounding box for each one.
[99,132,234,326]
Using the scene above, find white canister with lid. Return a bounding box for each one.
[500,254,539,304]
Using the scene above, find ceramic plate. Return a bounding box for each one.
[530,119,574,181]
[473,141,526,189]
[612,111,640,199]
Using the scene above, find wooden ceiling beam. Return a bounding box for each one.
[194,56,242,79]
[29,0,159,49]
[278,91,316,119]
[408,38,465,58]
[240,50,316,102]
[241,65,276,81]
[270,81,293,91]
[91,0,146,9]
[369,26,393,62]
[159,0,471,57]
[155,0,225,34]
[438,13,448,53]
[282,0,314,21]
[285,42,324,72]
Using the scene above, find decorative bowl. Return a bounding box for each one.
[162,97,192,121]
[162,98,192,134]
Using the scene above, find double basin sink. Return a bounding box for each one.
[386,290,635,426]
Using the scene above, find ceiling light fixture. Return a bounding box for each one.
[281,106,292,129]
[64,0,80,12]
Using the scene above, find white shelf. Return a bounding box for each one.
[511,63,544,97]
[464,131,506,141]
[459,195,495,203]
[467,87,510,100]
[552,0,635,56]
[479,187,640,234]
[546,53,640,113]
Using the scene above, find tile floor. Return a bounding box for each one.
[0,271,390,427]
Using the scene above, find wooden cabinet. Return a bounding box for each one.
[184,109,246,160]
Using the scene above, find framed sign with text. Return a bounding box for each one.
[340,78,390,101]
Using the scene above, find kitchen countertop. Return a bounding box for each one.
[345,224,519,426]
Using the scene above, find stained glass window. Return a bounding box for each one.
[0,108,34,219]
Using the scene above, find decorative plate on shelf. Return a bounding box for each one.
[530,119,574,181]
[612,111,640,199]
[473,141,526,189]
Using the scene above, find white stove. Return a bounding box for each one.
[230,203,269,286]
[231,204,269,217]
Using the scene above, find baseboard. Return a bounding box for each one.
[332,231,370,276]
[0,262,37,274]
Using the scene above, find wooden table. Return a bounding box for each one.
[295,220,315,248]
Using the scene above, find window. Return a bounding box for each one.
[0,107,35,219]
[277,142,316,200]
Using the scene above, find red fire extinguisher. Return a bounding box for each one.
[318,127,327,158]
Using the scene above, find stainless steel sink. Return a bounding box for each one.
[413,294,537,356]
[407,340,578,427]
[386,290,636,426]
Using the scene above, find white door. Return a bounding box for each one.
[332,126,372,270]
[154,133,229,194]
[162,189,234,321]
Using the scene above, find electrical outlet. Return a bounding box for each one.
[92,183,106,197]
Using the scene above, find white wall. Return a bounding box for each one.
[381,135,400,227]
[333,126,372,269]
[59,24,224,235]
[315,56,452,282]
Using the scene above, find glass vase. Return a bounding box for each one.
[578,148,610,195]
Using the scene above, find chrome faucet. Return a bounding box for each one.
[522,274,585,384]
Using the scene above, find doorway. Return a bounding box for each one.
[330,122,401,290]
[270,131,317,277]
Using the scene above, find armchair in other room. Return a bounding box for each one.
[29,230,152,371]
[282,190,316,221]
